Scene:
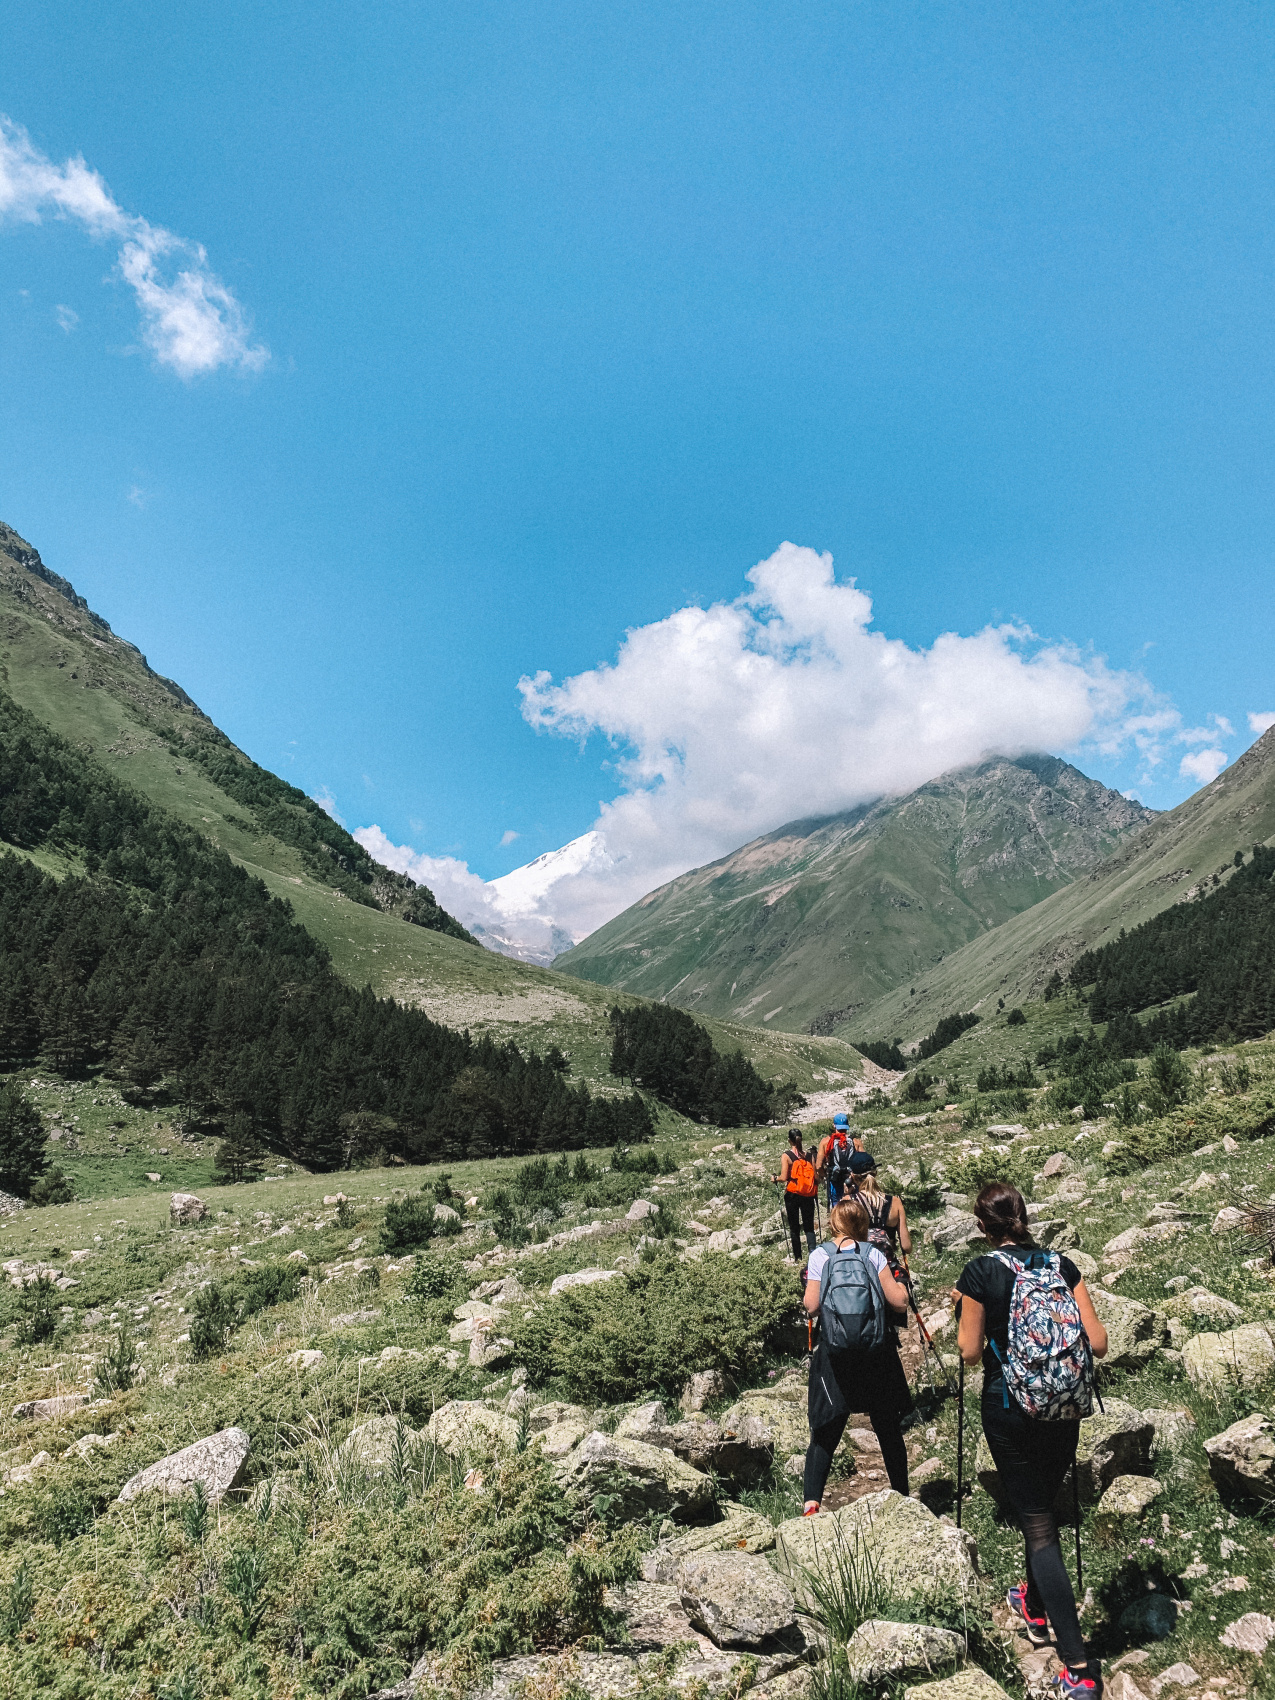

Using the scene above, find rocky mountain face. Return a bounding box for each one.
[554,755,1153,1035]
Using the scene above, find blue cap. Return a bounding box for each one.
[833,1113,850,1129]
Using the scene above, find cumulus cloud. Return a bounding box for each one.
[1248,711,1275,736]
[500,829,520,847]
[0,115,266,377]
[1179,748,1228,787]
[510,542,1154,939]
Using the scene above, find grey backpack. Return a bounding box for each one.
[817,1240,887,1352]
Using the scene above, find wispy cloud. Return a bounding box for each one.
[500,829,520,847]
[311,786,344,825]
[0,115,267,378]
[1248,711,1275,736]
[54,302,77,332]
[126,484,147,509]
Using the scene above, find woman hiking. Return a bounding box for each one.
[846,1152,912,1258]
[800,1196,912,1515]
[952,1182,1109,1700]
[772,1128,818,1263]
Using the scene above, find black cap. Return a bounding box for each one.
[849,1150,876,1175]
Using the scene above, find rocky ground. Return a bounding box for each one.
[1,1025,1274,1699]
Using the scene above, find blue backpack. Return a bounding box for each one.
[990,1249,1096,1421]
[817,1240,887,1352]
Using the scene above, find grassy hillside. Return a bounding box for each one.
[557,756,1151,1035]
[852,727,1275,1050]
[0,522,862,1097]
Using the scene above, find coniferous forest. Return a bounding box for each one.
[606,1001,797,1125]
[1069,844,1275,1044]
[0,690,651,1168]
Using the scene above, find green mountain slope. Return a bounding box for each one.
[555,755,1152,1034]
[852,725,1275,1048]
[0,522,862,1097]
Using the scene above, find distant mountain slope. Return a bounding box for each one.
[851,726,1275,1048]
[555,756,1152,1034]
[0,521,864,1095]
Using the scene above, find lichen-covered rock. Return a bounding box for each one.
[681,1370,730,1413]
[641,1501,775,1581]
[426,1401,520,1458]
[1203,1412,1275,1498]
[846,1620,965,1683]
[533,1419,591,1459]
[1184,1323,1275,1391]
[771,1489,980,1613]
[930,1212,983,1252]
[529,1401,590,1433]
[1033,1219,1081,1251]
[333,1417,418,1477]
[1143,1407,1197,1479]
[117,1426,250,1503]
[721,1393,809,1458]
[169,1191,207,1225]
[1095,1474,1163,1534]
[548,1267,624,1296]
[1089,1289,1168,1371]
[1219,1612,1275,1653]
[11,1392,88,1421]
[677,1551,796,1647]
[554,1430,713,1522]
[1161,1287,1244,1328]
[903,1668,1012,1700]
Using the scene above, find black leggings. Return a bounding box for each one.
[804,1403,908,1503]
[784,1192,816,1261]
[984,1398,1087,1666]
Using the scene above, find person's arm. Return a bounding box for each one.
[953,1291,985,1365]
[813,1137,828,1175]
[1074,1280,1108,1358]
[877,1262,908,1311]
[803,1277,821,1314]
[774,1151,792,1185]
[892,1197,912,1256]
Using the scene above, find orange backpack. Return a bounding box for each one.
[787,1154,817,1197]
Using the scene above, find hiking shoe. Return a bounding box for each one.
[1006,1583,1050,1646]
[1053,1664,1102,1700]
[802,1502,820,1516]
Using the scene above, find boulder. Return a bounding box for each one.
[1042,1153,1073,1178]
[1219,1612,1275,1654]
[721,1393,809,1459]
[333,1417,417,1476]
[977,1398,1152,1509]
[1054,1174,1090,1205]
[534,1419,591,1459]
[169,1192,208,1226]
[529,1401,590,1433]
[903,1670,1012,1700]
[554,1431,714,1522]
[771,1489,980,1613]
[622,1402,773,1485]
[323,1193,347,1206]
[1213,1207,1247,1233]
[1183,1324,1275,1392]
[1161,1287,1245,1328]
[433,1203,460,1222]
[680,1370,730,1413]
[61,1432,120,1462]
[626,1199,658,1223]
[676,1551,797,1648]
[1117,1594,1178,1640]
[11,1392,88,1421]
[1202,1412,1275,1499]
[1095,1474,1163,1535]
[1089,1289,1168,1371]
[930,1212,983,1252]
[287,1349,325,1368]
[1033,1219,1081,1252]
[3,1450,52,1486]
[117,1425,250,1504]
[845,1620,966,1684]
[641,1501,776,1580]
[426,1401,520,1458]
[548,1267,623,1296]
[1143,1407,1197,1479]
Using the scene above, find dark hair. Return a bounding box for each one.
[973,1180,1032,1246]
[787,1128,803,1148]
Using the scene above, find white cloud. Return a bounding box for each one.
[508,542,1156,940]
[355,542,1163,957]
[500,829,520,846]
[1248,711,1275,736]
[0,115,266,377]
[54,302,77,332]
[1178,715,1234,746]
[311,786,344,825]
[126,484,147,509]
[1179,748,1228,787]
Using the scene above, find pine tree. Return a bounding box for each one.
[0,1080,49,1197]
[212,1113,267,1184]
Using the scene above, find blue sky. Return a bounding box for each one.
[2,2,1274,939]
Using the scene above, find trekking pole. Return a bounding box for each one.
[955,1303,965,1530]
[1072,1464,1083,1594]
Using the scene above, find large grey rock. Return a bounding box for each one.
[623,1402,773,1485]
[930,1211,983,1252]
[680,1370,730,1413]
[554,1430,713,1522]
[1161,1287,1244,1328]
[426,1401,520,1458]
[904,1670,1012,1700]
[1033,1219,1081,1251]
[1144,1407,1197,1480]
[1090,1289,1168,1371]
[641,1501,775,1581]
[771,1489,980,1613]
[169,1191,208,1226]
[677,1551,796,1647]
[721,1392,809,1458]
[1203,1412,1275,1499]
[846,1620,965,1683]
[12,1392,88,1421]
[1184,1324,1275,1392]
[1219,1612,1275,1653]
[117,1426,250,1503]
[548,1267,623,1296]
[529,1401,590,1433]
[976,1398,1152,1509]
[534,1418,592,1459]
[333,1417,417,1477]
[1095,1474,1163,1535]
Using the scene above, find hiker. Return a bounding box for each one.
[801,1196,912,1515]
[952,1181,1109,1700]
[846,1153,912,1257]
[772,1128,818,1262]
[816,1113,855,1207]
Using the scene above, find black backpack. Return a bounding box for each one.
[826,1132,853,1183]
